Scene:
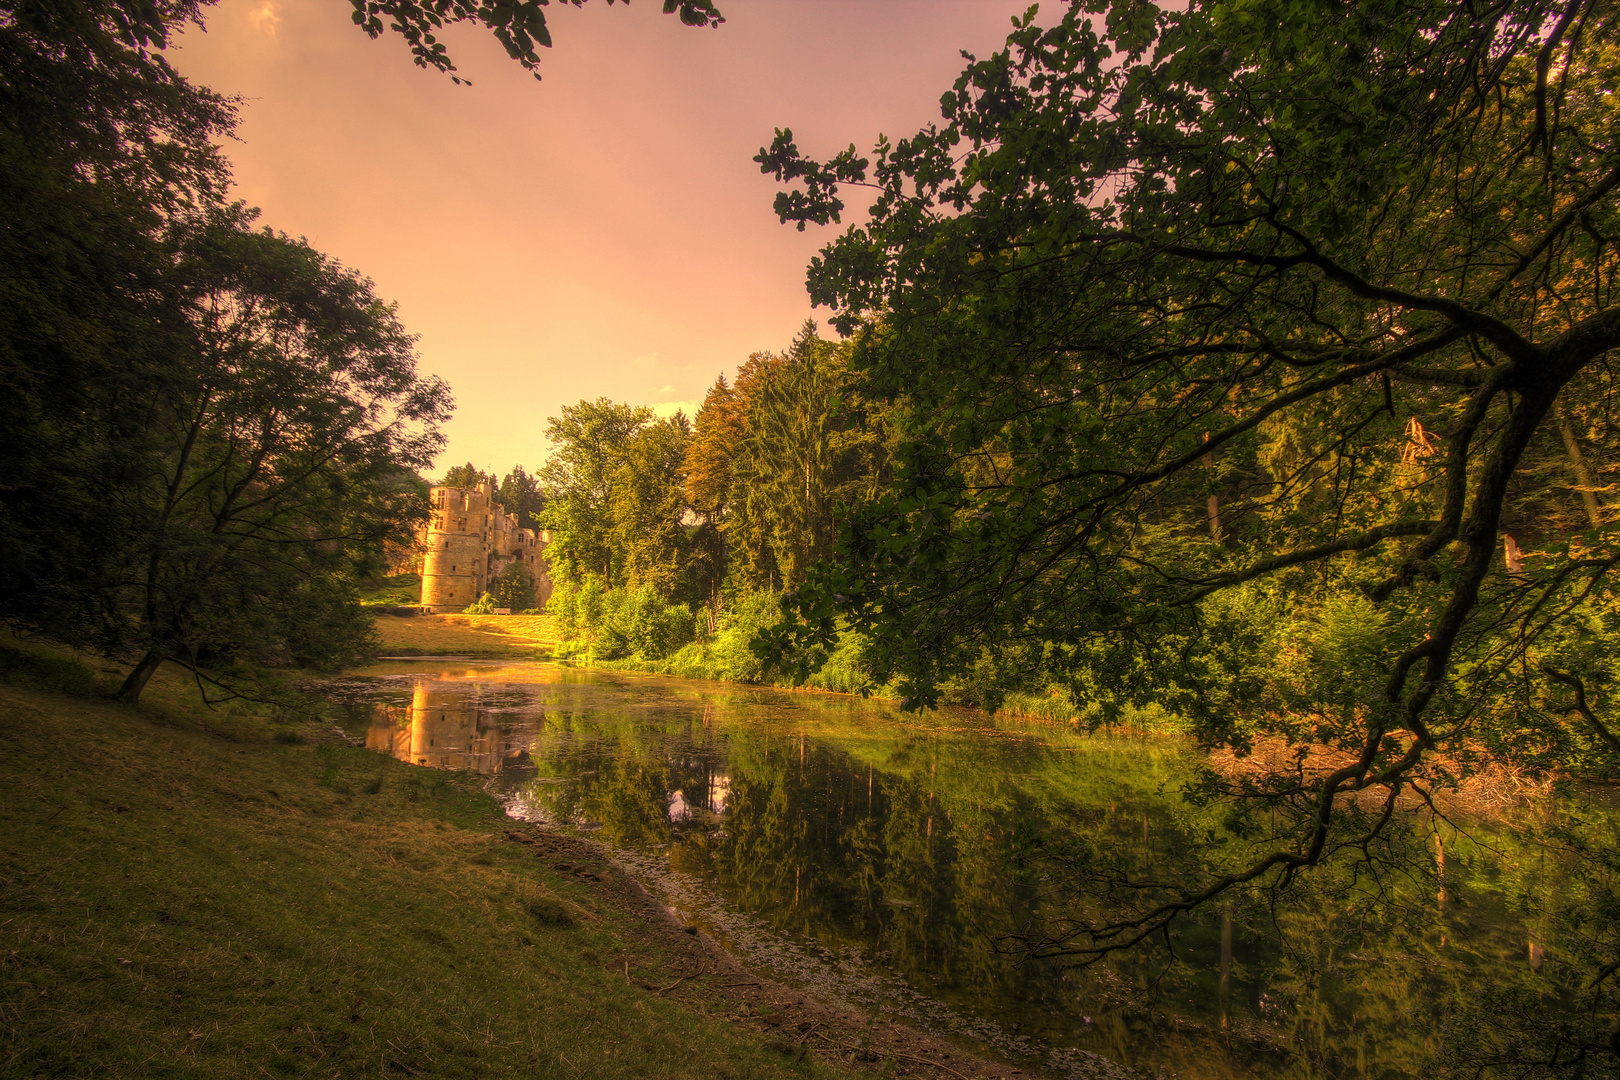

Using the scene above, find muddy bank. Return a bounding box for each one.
[495,820,1143,1080]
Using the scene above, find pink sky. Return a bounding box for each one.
[171,0,1033,477]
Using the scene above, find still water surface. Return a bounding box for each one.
[325,659,1581,1080]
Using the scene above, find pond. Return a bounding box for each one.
[322,659,1604,1080]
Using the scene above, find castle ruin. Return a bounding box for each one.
[418,481,553,613]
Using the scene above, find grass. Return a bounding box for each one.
[0,642,854,1080]
[359,572,424,607]
[371,613,559,657]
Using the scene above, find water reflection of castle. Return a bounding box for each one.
[366,682,532,772]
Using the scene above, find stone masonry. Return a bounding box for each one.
[418,480,553,613]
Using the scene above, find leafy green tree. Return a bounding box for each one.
[438,462,487,488]
[111,211,449,701]
[684,372,746,627]
[733,325,843,587]
[344,0,723,83]
[715,352,785,592]
[489,560,536,611]
[497,464,545,531]
[609,413,693,599]
[540,398,652,587]
[0,0,720,691]
[53,0,721,87]
[760,0,1620,959]
[686,374,746,522]
[734,322,889,588]
[0,0,236,654]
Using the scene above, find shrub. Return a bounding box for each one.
[709,590,783,683]
[546,578,694,661]
[617,584,695,660]
[802,628,876,695]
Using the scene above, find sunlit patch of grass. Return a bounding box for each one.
[0,654,851,1079]
[370,613,559,657]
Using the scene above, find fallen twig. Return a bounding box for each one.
[656,967,705,996]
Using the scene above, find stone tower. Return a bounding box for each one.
[418,480,552,613]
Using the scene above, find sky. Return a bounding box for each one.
[170,0,1035,478]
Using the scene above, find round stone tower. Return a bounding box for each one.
[420,482,494,612]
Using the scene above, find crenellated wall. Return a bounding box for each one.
[418,480,553,613]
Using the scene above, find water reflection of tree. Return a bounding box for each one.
[500,698,1620,1077]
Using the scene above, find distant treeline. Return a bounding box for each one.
[441,322,890,688]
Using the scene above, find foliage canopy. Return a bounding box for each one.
[760,0,1620,963]
[1,0,449,700]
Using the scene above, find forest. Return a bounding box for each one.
[436,320,895,691]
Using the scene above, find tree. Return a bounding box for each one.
[539,398,652,587]
[61,0,721,87]
[113,210,449,701]
[760,0,1620,963]
[728,324,890,590]
[737,325,843,586]
[686,373,746,522]
[608,413,692,598]
[715,352,785,591]
[3,0,708,693]
[497,464,545,531]
[0,0,237,654]
[489,560,535,610]
[343,0,722,84]
[438,462,488,488]
[684,372,748,626]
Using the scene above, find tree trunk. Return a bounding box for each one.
[117,651,165,703]
[1218,903,1233,1029]
[1202,432,1221,541]
[1555,401,1603,528]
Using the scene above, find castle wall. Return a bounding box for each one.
[418,481,552,613]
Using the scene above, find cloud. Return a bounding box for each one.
[656,384,674,394]
[246,0,281,37]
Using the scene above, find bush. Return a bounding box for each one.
[617,585,695,660]
[709,590,783,683]
[546,579,694,661]
[802,628,876,695]
[463,592,497,615]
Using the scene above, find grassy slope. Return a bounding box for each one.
[372,613,560,657]
[0,655,852,1080]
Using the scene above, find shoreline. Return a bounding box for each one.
[0,639,1061,1080]
[368,613,1573,824]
